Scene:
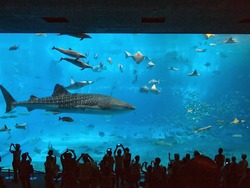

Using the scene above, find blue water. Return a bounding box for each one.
[0,33,250,171]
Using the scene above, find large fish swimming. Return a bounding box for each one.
[52,46,86,58]
[60,57,92,70]
[0,84,135,115]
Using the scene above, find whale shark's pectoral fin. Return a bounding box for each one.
[27,107,35,112]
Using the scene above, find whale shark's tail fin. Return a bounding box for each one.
[0,85,16,113]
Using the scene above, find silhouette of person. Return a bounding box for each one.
[141,162,153,188]
[9,143,21,183]
[100,148,115,188]
[214,148,225,168]
[0,158,6,188]
[44,149,57,188]
[60,149,78,188]
[130,155,141,188]
[239,154,248,178]
[229,156,239,188]
[152,157,165,188]
[77,153,95,188]
[114,144,124,188]
[19,152,32,188]
[122,146,131,185]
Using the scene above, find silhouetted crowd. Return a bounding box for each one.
[0,143,250,188]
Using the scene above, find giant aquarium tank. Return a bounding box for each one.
[0,33,249,171]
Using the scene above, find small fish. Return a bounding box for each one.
[224,37,237,44]
[188,70,200,76]
[99,131,105,137]
[168,67,179,71]
[203,34,215,40]
[195,48,207,52]
[150,84,160,94]
[15,123,27,129]
[35,33,46,37]
[132,75,138,84]
[94,53,98,59]
[34,147,42,154]
[194,125,212,133]
[9,45,20,50]
[147,61,155,69]
[204,62,211,67]
[107,57,112,64]
[148,79,160,85]
[59,117,74,122]
[232,134,242,138]
[133,68,137,75]
[118,64,124,72]
[139,86,150,93]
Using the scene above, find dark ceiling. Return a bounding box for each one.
[0,0,250,34]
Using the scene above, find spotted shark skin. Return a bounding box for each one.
[0,84,135,115]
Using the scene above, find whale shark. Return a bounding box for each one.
[0,84,136,115]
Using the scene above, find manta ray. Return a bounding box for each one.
[0,84,135,115]
[64,77,94,90]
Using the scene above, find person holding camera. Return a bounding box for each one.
[60,149,78,188]
[77,153,94,188]
[9,143,21,183]
[114,144,124,187]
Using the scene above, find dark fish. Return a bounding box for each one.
[99,131,105,137]
[9,45,19,50]
[59,116,74,122]
[204,62,211,67]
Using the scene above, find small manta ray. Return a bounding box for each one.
[15,123,27,129]
[224,37,237,44]
[107,57,112,65]
[125,51,148,64]
[0,124,11,132]
[168,67,179,71]
[150,84,160,94]
[147,61,155,69]
[58,33,91,40]
[64,77,94,90]
[231,118,246,124]
[9,45,20,51]
[139,86,150,94]
[188,70,200,76]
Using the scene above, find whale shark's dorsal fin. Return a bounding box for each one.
[29,95,38,100]
[52,84,70,96]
